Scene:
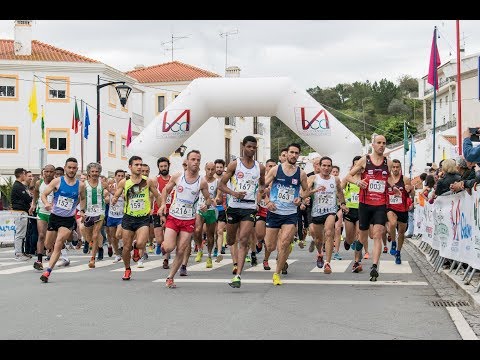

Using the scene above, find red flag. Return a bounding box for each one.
[71,100,80,133]
[428,29,441,90]
[126,118,132,147]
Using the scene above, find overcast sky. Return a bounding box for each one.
[1,20,479,90]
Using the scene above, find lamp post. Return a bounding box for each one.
[96,75,132,163]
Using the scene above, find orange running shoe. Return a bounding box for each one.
[166,277,176,288]
[122,268,132,280]
[132,248,140,262]
[324,262,332,274]
[40,271,50,283]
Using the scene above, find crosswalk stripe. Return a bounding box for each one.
[0,262,21,266]
[310,260,351,273]
[0,260,78,274]
[245,259,297,272]
[55,259,117,273]
[186,259,231,271]
[377,260,412,273]
[152,278,429,286]
[111,259,164,272]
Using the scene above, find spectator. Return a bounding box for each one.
[10,168,32,261]
[462,127,480,163]
[435,159,461,196]
[450,157,479,192]
[421,175,436,203]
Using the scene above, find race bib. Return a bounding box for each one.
[109,203,123,217]
[368,180,386,193]
[350,193,359,204]
[46,193,54,204]
[317,194,334,206]
[129,198,145,211]
[237,180,252,192]
[87,204,103,215]
[389,195,402,205]
[166,193,172,204]
[171,203,194,218]
[277,187,295,203]
[57,196,74,211]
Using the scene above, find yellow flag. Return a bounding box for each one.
[28,79,38,122]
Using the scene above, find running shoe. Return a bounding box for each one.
[148,245,154,254]
[213,248,218,257]
[163,259,169,269]
[33,261,43,271]
[113,255,122,263]
[273,272,282,286]
[180,265,187,276]
[281,262,288,275]
[132,248,140,262]
[316,255,324,268]
[369,265,379,281]
[40,271,50,283]
[88,259,95,268]
[83,240,89,254]
[122,269,132,280]
[58,258,70,267]
[352,262,363,273]
[245,255,251,263]
[251,253,258,266]
[344,241,351,251]
[206,257,213,268]
[232,264,238,275]
[166,277,176,288]
[383,246,388,254]
[228,275,241,288]
[395,250,402,264]
[108,246,113,257]
[364,252,370,260]
[97,247,104,261]
[221,247,226,254]
[141,253,148,261]
[298,240,306,249]
[390,241,397,256]
[195,250,203,263]
[263,260,271,270]
[333,252,342,260]
[324,262,332,274]
[308,240,316,253]
[215,254,223,263]
[256,240,263,253]
[137,259,144,268]
[155,244,162,255]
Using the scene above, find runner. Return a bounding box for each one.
[345,134,400,281]
[111,156,163,281]
[39,157,86,283]
[218,135,266,288]
[31,164,55,270]
[105,169,126,263]
[213,159,227,262]
[308,156,348,274]
[331,165,343,260]
[264,144,311,285]
[386,159,413,265]
[159,150,213,288]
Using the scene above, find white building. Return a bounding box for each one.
[126,63,271,174]
[0,20,271,179]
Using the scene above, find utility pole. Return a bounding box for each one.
[220,29,238,76]
[161,33,190,62]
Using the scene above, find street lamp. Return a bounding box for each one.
[96,75,132,163]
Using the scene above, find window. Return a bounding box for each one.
[439,99,442,108]
[173,92,180,101]
[121,136,127,159]
[46,76,69,102]
[0,75,18,101]
[253,116,258,134]
[0,127,18,152]
[108,132,116,157]
[156,94,165,114]
[108,85,117,108]
[225,137,231,165]
[47,129,69,153]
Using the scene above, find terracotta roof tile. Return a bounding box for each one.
[0,39,99,63]
[126,60,220,83]
[443,135,457,146]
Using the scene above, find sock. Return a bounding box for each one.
[372,263,378,268]
[46,267,52,273]
[233,262,238,266]
[37,254,43,262]
[61,249,68,259]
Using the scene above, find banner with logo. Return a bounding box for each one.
[0,211,18,244]
[422,201,434,248]
[469,189,480,269]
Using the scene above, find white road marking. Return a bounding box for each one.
[445,307,479,340]
[111,259,164,272]
[55,259,117,273]
[377,260,412,273]
[310,260,351,273]
[152,278,428,286]
[245,259,297,272]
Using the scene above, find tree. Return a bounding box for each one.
[371,79,400,114]
[387,98,411,115]
[398,75,419,97]
[0,176,14,209]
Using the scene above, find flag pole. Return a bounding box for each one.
[403,120,406,174]
[432,26,438,163]
[456,20,463,155]
[80,100,84,173]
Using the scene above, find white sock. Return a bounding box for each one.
[61,248,69,260]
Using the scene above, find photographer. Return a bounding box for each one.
[463,127,480,163]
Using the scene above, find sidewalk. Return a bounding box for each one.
[407,236,480,310]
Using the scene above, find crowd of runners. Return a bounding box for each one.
[14,133,415,288]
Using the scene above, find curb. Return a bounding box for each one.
[0,242,14,248]
[407,237,480,310]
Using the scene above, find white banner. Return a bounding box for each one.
[0,211,18,244]
[469,190,480,269]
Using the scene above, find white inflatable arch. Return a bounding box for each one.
[128,77,362,173]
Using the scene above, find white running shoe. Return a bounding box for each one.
[137,259,144,268]
[113,255,122,263]
[58,258,70,267]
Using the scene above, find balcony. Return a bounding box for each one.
[424,77,452,96]
[225,116,236,130]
